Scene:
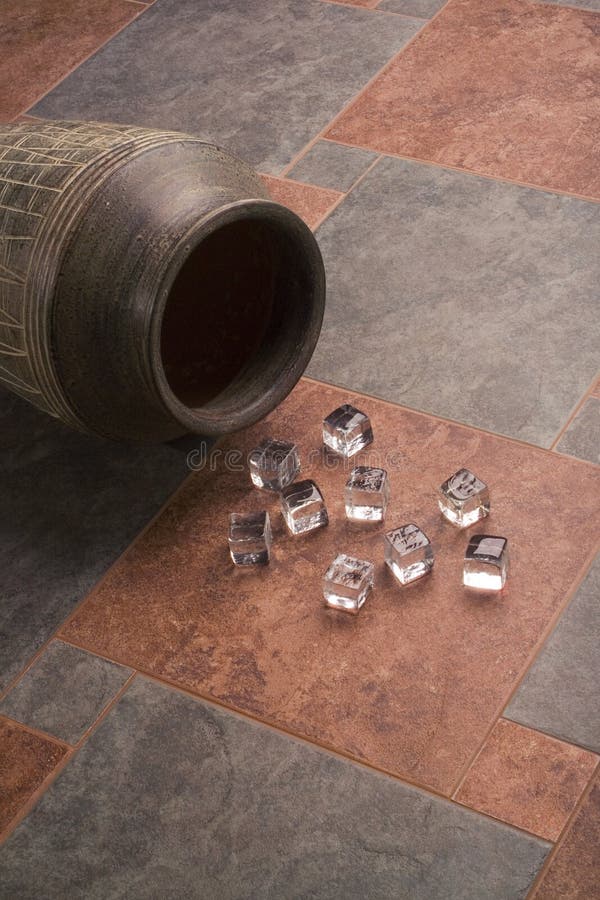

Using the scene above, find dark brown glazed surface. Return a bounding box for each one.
[61,379,600,794]
[328,0,600,199]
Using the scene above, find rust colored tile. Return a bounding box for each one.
[0,0,140,121]
[261,175,342,230]
[60,380,600,795]
[0,717,67,833]
[533,773,600,899]
[327,0,600,199]
[455,719,598,840]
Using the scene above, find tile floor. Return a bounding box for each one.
[1,0,599,896]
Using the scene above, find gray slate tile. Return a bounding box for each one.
[308,156,600,446]
[0,389,189,693]
[378,0,447,18]
[31,0,422,174]
[555,398,600,464]
[0,677,549,899]
[0,641,132,744]
[288,141,378,192]
[505,556,600,753]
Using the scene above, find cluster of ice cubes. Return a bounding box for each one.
[228,403,508,610]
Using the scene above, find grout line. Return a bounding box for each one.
[0,713,72,751]
[526,758,600,898]
[323,138,600,206]
[0,472,195,704]
[300,374,600,465]
[549,373,600,451]
[311,154,383,230]
[52,639,558,844]
[72,671,137,751]
[0,674,137,847]
[501,715,600,759]
[448,539,600,797]
[277,4,437,179]
[17,2,150,121]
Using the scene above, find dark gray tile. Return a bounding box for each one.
[287,140,378,192]
[555,398,600,464]
[505,556,600,754]
[308,156,600,446]
[30,0,422,174]
[0,388,189,693]
[0,641,132,744]
[378,0,447,17]
[0,677,549,899]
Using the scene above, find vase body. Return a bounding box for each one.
[0,121,325,442]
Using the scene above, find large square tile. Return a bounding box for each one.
[308,157,600,445]
[30,0,423,173]
[0,677,550,898]
[59,380,600,794]
[327,0,600,199]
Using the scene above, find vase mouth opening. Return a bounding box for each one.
[153,200,325,437]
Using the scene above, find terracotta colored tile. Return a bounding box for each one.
[0,717,67,833]
[455,719,598,840]
[60,380,600,795]
[327,0,600,199]
[0,0,140,121]
[533,773,600,899]
[261,175,342,230]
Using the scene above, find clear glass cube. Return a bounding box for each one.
[464,534,509,591]
[323,404,373,458]
[345,466,390,522]
[228,511,272,566]
[438,468,490,528]
[249,438,300,492]
[280,479,328,535]
[323,553,374,614]
[384,523,434,585]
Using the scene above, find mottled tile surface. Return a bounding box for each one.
[556,398,600,463]
[287,140,378,191]
[59,380,600,794]
[0,389,189,693]
[456,719,598,840]
[0,641,132,745]
[0,718,67,834]
[327,0,600,199]
[308,157,600,445]
[0,677,550,898]
[261,176,342,230]
[539,0,600,10]
[0,0,140,121]
[533,774,600,900]
[378,0,447,17]
[30,0,423,173]
[506,556,600,753]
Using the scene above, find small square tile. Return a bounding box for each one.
[249,438,300,492]
[456,719,599,841]
[345,466,390,521]
[464,534,509,591]
[323,404,373,458]
[438,468,490,528]
[0,641,132,745]
[260,176,342,230]
[384,523,433,585]
[228,511,272,566]
[287,140,378,192]
[556,398,600,465]
[280,479,328,535]
[323,553,374,614]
